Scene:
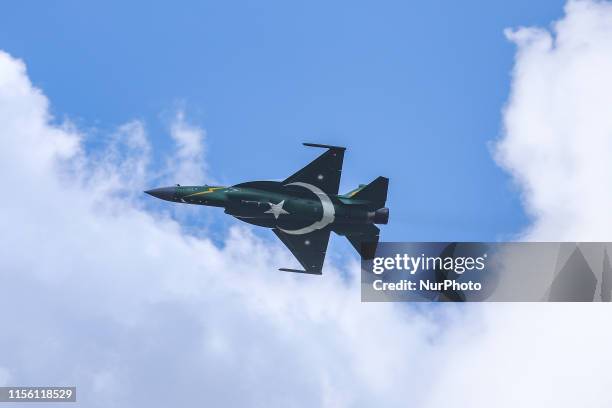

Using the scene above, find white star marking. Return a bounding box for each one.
[265,200,289,219]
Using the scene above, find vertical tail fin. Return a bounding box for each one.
[349,176,388,209]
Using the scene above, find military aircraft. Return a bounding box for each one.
[145,143,389,274]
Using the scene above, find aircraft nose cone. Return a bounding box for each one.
[144,187,176,201]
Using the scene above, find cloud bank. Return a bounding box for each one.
[0,50,465,407]
[497,0,612,241]
[427,2,612,406]
[433,1,612,406]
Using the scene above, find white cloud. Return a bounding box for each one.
[424,304,612,408]
[496,0,612,241]
[164,110,207,185]
[422,2,612,407]
[0,50,458,407]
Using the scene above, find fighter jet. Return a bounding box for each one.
[145,143,389,274]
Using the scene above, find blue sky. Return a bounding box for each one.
[1,0,564,243]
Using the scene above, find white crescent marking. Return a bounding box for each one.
[278,182,335,235]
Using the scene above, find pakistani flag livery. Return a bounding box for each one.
[145,143,389,274]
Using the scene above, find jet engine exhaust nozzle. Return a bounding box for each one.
[371,207,389,224]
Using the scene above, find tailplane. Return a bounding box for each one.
[345,224,380,260]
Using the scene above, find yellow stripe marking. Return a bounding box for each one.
[184,187,225,198]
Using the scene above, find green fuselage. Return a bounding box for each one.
[145,181,385,235]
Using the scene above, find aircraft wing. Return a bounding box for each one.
[283,143,345,195]
[273,228,331,275]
